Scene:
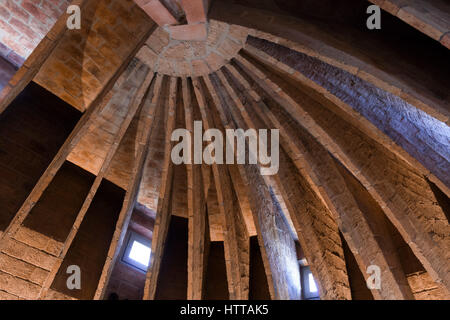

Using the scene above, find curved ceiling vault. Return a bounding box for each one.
[0,0,448,301]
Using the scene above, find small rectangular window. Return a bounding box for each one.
[122,232,152,272]
[308,273,318,293]
[301,266,320,299]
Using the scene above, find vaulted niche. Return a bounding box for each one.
[50,179,124,299]
[0,82,81,232]
[154,216,189,300]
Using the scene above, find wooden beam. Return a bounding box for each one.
[193,77,250,300]
[143,75,177,300]
[182,78,209,300]
[234,55,450,296]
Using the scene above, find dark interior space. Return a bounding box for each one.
[155,215,189,300]
[50,179,124,300]
[204,241,229,300]
[340,233,374,300]
[249,236,271,300]
[0,57,16,92]
[0,82,81,231]
[23,161,95,242]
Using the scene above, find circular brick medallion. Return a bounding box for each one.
[140,20,249,77]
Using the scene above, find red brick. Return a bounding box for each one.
[4,0,30,23]
[0,41,12,57]
[0,4,11,20]
[1,36,27,58]
[6,51,25,67]
[191,58,210,76]
[0,19,21,39]
[181,0,207,24]
[169,23,207,41]
[9,17,40,42]
[40,0,63,21]
[22,0,50,22]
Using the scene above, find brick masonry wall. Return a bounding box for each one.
[140,20,248,77]
[66,60,149,187]
[204,242,229,300]
[341,233,374,300]
[154,216,188,300]
[0,56,17,91]
[248,236,271,300]
[0,0,70,67]
[0,82,82,300]
[105,260,147,300]
[0,237,58,299]
[34,0,153,112]
[0,82,81,232]
[407,271,448,300]
[50,179,124,300]
[246,37,450,190]
[253,53,450,293]
[104,205,154,300]
[0,161,98,300]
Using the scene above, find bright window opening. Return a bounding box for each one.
[301,266,320,300]
[122,232,151,272]
[129,241,151,266]
[308,273,318,293]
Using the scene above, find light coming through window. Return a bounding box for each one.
[308,273,318,293]
[123,232,152,272]
[301,266,320,299]
[129,240,151,267]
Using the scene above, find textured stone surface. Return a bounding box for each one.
[0,56,16,91]
[253,60,450,293]
[230,57,412,299]
[0,0,449,302]
[0,253,49,285]
[246,37,450,192]
[407,271,448,300]
[34,0,154,111]
[1,238,57,271]
[66,61,149,188]
[210,0,450,124]
[141,20,248,77]
[0,0,70,66]
[0,270,41,299]
[135,0,178,26]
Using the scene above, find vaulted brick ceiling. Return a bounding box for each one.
[0,0,448,301]
[135,0,210,40]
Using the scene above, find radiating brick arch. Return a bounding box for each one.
[0,0,448,301]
